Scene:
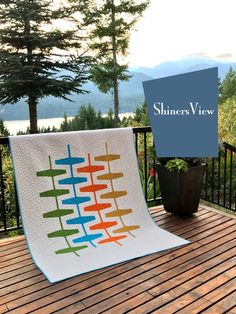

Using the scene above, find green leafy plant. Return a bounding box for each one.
[7,229,23,238]
[138,153,160,200]
[165,158,189,172]
[218,96,236,147]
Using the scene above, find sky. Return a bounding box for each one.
[127,0,236,67]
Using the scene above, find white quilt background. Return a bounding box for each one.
[10,128,189,283]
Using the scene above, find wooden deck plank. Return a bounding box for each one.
[0,235,24,247]
[0,249,30,264]
[5,247,197,312]
[175,278,236,314]
[0,205,235,314]
[194,220,236,244]
[146,267,236,313]
[0,259,34,275]
[100,292,154,314]
[79,291,155,314]
[73,244,236,314]
[0,244,28,257]
[0,238,25,251]
[173,216,232,238]
[228,306,236,314]
[0,253,32,269]
[0,264,39,282]
[158,210,215,230]
[0,264,124,304]
[0,304,8,314]
[159,210,219,229]
[75,255,236,314]
[148,253,236,297]
[163,216,231,239]
[202,290,236,314]
[6,226,235,312]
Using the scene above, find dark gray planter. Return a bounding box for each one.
[156,164,206,217]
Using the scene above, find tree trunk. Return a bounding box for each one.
[111,0,120,127]
[25,15,38,134]
[28,96,38,134]
[113,78,119,127]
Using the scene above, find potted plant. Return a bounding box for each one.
[156,157,206,217]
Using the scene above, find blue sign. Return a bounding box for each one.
[142,68,218,157]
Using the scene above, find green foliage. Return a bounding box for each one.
[90,0,149,124]
[218,96,236,146]
[138,153,160,201]
[120,102,150,128]
[0,0,93,133]
[165,158,189,172]
[203,150,236,210]
[17,125,58,135]
[60,105,115,131]
[133,102,149,126]
[7,229,24,238]
[91,61,130,94]
[219,66,236,104]
[0,121,16,228]
[1,152,17,226]
[0,120,10,137]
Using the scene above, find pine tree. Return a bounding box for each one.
[0,0,94,133]
[0,120,10,136]
[59,104,115,131]
[90,0,149,126]
[219,66,236,104]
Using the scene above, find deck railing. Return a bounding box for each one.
[202,141,236,211]
[0,127,235,233]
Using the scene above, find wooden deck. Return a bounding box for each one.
[0,205,236,314]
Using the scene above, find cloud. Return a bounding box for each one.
[183,53,212,59]
[215,53,232,59]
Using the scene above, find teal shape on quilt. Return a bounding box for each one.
[55,157,85,165]
[58,177,87,185]
[73,233,103,243]
[62,196,90,205]
[66,216,96,225]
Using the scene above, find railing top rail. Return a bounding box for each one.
[1,130,236,153]
[223,142,236,153]
[0,137,9,145]
[0,126,153,146]
[132,126,152,133]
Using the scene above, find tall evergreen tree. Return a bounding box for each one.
[219,66,236,104]
[0,0,93,133]
[60,104,115,131]
[90,0,149,126]
[0,120,10,136]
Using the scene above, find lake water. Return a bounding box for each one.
[4,117,72,135]
[4,113,134,135]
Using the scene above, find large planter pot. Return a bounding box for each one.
[156,164,206,217]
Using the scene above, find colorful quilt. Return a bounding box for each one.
[9,128,189,283]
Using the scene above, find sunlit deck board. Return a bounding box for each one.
[0,205,236,314]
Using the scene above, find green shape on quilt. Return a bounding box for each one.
[55,245,88,254]
[40,189,69,197]
[47,229,79,238]
[43,209,74,218]
[36,169,66,177]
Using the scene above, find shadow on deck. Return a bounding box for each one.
[0,205,236,314]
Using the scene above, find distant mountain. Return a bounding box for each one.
[131,56,236,79]
[0,56,235,121]
[0,71,152,121]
